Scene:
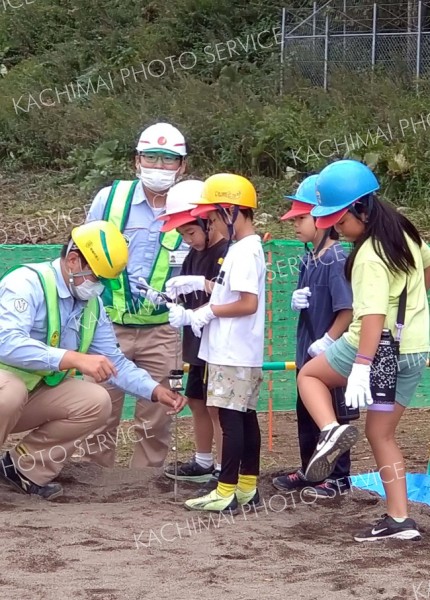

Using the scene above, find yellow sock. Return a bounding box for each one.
[216,482,236,497]
[237,474,257,493]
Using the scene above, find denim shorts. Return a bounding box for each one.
[325,336,427,408]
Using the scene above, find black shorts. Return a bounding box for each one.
[185,364,208,401]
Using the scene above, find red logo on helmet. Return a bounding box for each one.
[158,136,167,145]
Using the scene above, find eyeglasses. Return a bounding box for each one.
[139,152,181,166]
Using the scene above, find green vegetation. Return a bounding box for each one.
[1,0,430,242]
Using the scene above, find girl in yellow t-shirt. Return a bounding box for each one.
[297,160,430,543]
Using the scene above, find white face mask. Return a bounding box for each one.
[138,167,178,192]
[67,256,105,300]
[70,278,105,301]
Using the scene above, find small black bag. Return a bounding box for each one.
[369,286,406,411]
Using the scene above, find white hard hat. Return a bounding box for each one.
[160,180,204,217]
[136,123,187,156]
[157,180,205,231]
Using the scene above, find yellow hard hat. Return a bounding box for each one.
[70,221,128,290]
[196,173,257,208]
[190,173,257,217]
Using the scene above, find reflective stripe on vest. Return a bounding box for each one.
[102,179,182,326]
[0,262,99,391]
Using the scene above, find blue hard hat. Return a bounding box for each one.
[311,160,380,218]
[284,174,319,206]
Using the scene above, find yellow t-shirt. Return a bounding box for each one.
[344,236,430,353]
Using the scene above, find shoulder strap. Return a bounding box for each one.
[299,249,311,289]
[395,284,407,342]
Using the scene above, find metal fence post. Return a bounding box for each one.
[312,0,317,53]
[416,0,423,94]
[280,0,427,92]
[280,7,286,95]
[371,3,377,70]
[324,12,329,90]
[343,0,347,61]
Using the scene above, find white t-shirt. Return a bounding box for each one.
[198,234,266,367]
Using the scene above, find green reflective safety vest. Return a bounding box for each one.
[102,180,182,326]
[0,262,99,391]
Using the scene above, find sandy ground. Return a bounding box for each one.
[1,410,430,600]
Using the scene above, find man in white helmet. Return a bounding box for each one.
[84,122,189,468]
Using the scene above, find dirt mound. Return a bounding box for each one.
[0,411,429,600]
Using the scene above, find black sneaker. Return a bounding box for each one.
[305,425,359,483]
[0,452,63,500]
[164,458,214,483]
[302,477,351,499]
[272,469,311,492]
[354,514,422,542]
[196,469,220,496]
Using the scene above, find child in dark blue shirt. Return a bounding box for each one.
[273,175,354,498]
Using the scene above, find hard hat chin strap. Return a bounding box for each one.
[214,204,240,262]
[349,193,374,223]
[216,204,240,242]
[195,217,210,249]
[314,228,331,255]
[305,226,331,256]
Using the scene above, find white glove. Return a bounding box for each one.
[345,364,374,409]
[291,286,311,311]
[189,304,216,338]
[137,278,164,305]
[307,332,335,358]
[167,303,193,328]
[165,275,206,300]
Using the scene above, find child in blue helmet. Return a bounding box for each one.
[298,159,430,542]
[272,175,354,499]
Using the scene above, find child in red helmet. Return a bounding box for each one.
[155,180,228,492]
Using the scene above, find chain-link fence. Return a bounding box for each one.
[281,0,430,91]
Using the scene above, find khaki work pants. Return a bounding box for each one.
[82,323,181,468]
[0,371,111,485]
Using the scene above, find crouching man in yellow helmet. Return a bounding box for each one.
[0,220,186,500]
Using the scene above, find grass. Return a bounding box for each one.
[2,169,430,245]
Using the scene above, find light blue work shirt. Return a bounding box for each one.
[87,180,189,299]
[0,259,158,400]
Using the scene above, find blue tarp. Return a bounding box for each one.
[351,472,430,506]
